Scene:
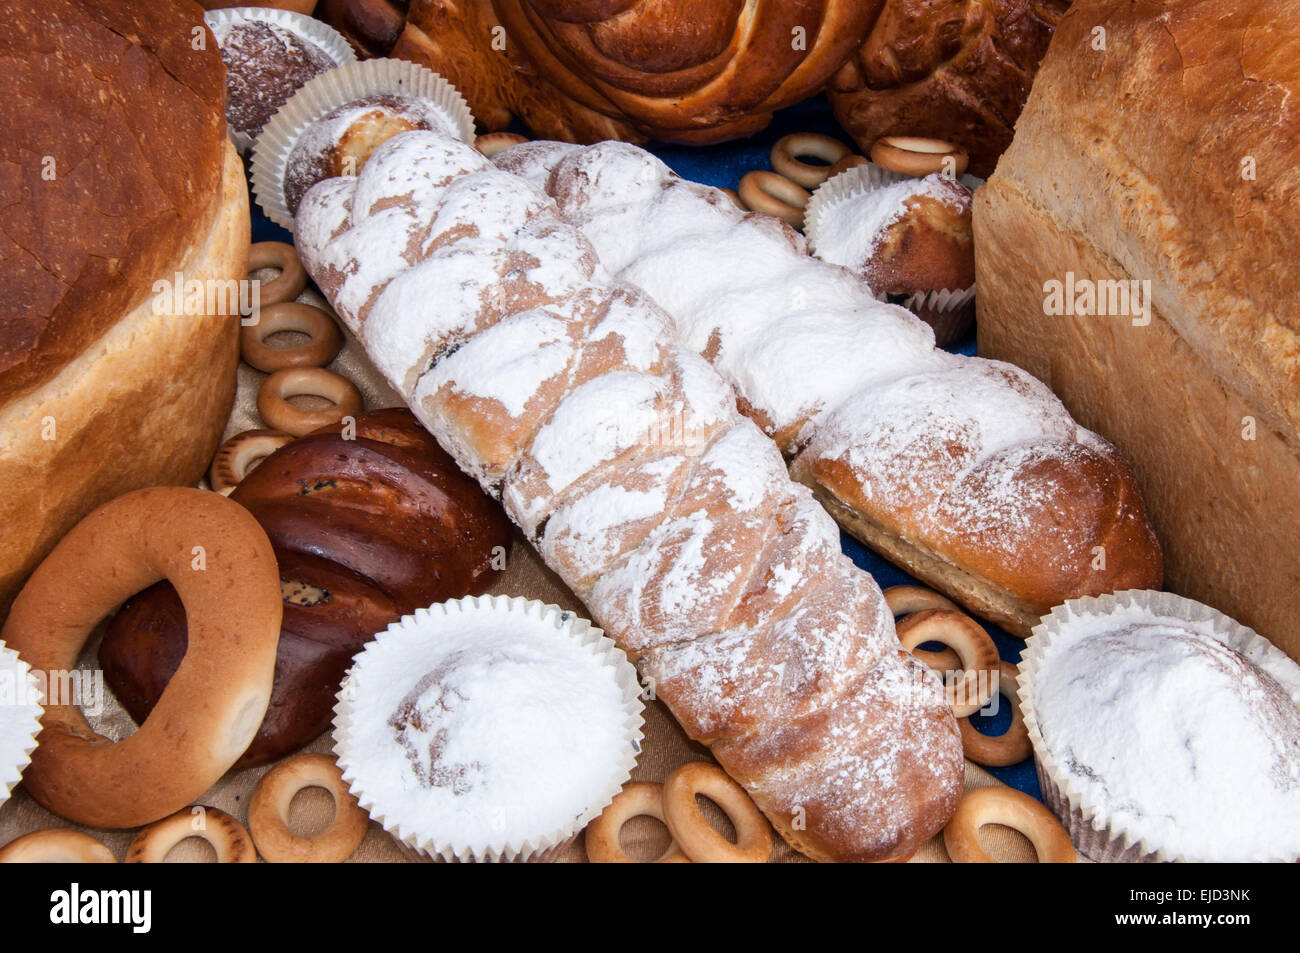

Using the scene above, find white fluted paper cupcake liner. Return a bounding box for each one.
[333,595,644,863]
[0,640,43,808]
[251,58,475,230]
[203,6,356,155]
[1018,589,1300,863]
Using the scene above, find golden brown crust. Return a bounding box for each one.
[2,489,282,829]
[794,440,1163,638]
[0,0,227,405]
[830,0,1070,178]
[865,179,975,294]
[0,140,247,617]
[975,0,1298,656]
[369,0,1063,166]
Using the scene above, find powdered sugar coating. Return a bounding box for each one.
[500,140,1128,586]
[294,129,965,862]
[341,607,633,852]
[1036,612,1300,861]
[812,173,969,274]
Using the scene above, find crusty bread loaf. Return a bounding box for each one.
[495,139,1162,636]
[294,130,965,862]
[974,0,1300,660]
[0,0,248,615]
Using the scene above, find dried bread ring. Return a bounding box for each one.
[943,787,1075,863]
[0,829,115,863]
[960,660,1031,767]
[737,170,810,229]
[662,762,772,863]
[475,132,529,157]
[870,136,970,178]
[209,429,294,495]
[719,187,744,209]
[585,782,689,863]
[127,806,257,863]
[896,609,1000,717]
[240,301,343,373]
[248,241,307,307]
[770,133,853,189]
[248,754,369,863]
[0,487,282,828]
[884,585,961,671]
[257,367,363,436]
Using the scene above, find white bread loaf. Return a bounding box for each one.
[0,0,247,616]
[294,130,964,863]
[974,0,1300,660]
[493,139,1163,635]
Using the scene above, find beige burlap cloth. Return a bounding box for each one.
[0,284,1077,862]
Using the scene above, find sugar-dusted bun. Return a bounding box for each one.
[284,96,459,213]
[816,173,974,296]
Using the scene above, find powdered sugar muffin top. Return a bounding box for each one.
[1025,594,1300,862]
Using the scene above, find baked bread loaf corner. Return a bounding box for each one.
[0,0,248,615]
[974,0,1300,657]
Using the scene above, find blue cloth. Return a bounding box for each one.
[248,94,1038,799]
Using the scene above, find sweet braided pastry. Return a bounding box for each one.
[294,130,963,862]
[492,139,1163,636]
[327,0,1068,172]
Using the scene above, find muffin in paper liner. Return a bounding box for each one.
[804,163,982,347]
[0,639,43,808]
[251,58,476,230]
[1018,589,1300,863]
[203,6,356,155]
[332,595,644,863]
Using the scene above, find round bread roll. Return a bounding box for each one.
[100,409,513,767]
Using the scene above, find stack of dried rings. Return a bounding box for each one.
[883,585,1029,765]
[244,241,360,437]
[883,585,1072,864]
[586,761,773,863]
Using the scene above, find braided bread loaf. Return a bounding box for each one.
[491,139,1163,636]
[294,130,963,862]
[325,0,1067,172]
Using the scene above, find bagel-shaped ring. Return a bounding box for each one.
[585,782,690,863]
[209,429,294,495]
[0,829,115,863]
[770,132,853,190]
[960,660,1031,767]
[943,787,1075,863]
[884,585,963,671]
[475,132,529,158]
[895,609,1000,717]
[0,487,282,828]
[257,367,363,437]
[248,753,369,863]
[248,241,308,308]
[737,170,810,230]
[240,301,343,373]
[662,761,773,863]
[870,136,970,178]
[827,153,868,180]
[126,806,258,863]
